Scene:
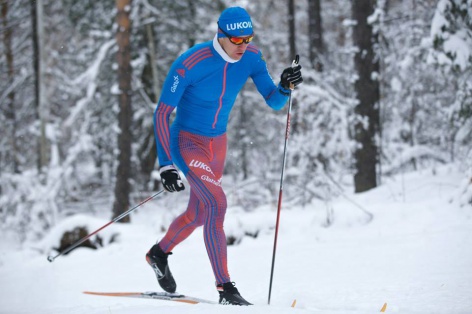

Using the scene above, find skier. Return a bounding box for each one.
[146,6,303,305]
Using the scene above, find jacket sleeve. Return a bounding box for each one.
[153,102,174,167]
[250,50,290,110]
[153,57,190,167]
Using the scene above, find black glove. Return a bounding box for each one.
[280,64,303,90]
[160,165,185,192]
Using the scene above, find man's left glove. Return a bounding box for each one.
[280,64,303,90]
[160,165,185,192]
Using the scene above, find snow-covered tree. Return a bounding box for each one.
[1,0,471,242]
[429,0,472,71]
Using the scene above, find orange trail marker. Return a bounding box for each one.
[380,302,387,312]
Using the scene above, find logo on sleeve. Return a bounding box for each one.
[177,69,186,78]
[170,75,179,93]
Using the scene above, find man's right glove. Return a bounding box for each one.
[280,64,303,90]
[160,165,185,192]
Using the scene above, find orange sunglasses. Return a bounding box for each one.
[218,27,254,45]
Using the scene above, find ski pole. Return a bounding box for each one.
[268,55,299,305]
[47,189,165,263]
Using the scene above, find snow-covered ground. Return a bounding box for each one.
[1,164,471,313]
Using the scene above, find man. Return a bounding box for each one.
[146,6,302,305]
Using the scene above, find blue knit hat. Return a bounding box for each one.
[217,7,253,38]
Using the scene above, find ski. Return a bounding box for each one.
[83,291,217,305]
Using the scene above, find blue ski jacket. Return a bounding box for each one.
[154,35,290,167]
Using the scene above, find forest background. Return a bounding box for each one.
[0,0,471,244]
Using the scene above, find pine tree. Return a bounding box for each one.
[113,0,133,222]
[352,0,380,192]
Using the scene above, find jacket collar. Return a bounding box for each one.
[213,34,239,63]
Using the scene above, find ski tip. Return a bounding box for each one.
[380,302,387,312]
[291,299,297,308]
[83,291,97,295]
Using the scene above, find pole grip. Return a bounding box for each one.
[289,55,300,90]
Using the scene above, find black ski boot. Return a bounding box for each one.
[145,244,176,293]
[217,282,252,305]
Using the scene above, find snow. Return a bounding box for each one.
[442,32,471,70]
[1,165,472,313]
[64,39,115,129]
[429,0,472,71]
